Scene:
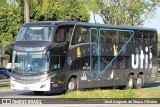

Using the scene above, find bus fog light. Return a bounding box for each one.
[40,85,45,88]
[11,84,14,87]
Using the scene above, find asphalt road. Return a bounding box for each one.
[0,89,61,98]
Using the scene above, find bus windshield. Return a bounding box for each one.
[16,26,55,41]
[12,51,48,72]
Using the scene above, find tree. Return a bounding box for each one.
[17,0,90,22]
[24,0,30,23]
[0,4,23,56]
[0,0,90,59]
[87,0,159,26]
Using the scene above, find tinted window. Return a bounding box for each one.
[72,26,90,44]
[143,32,150,44]
[16,26,54,41]
[150,32,157,44]
[91,29,98,43]
[50,56,65,71]
[71,58,81,70]
[133,31,143,44]
[55,25,74,42]
[119,32,131,44]
[105,30,117,43]
[100,30,106,43]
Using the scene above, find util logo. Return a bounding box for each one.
[131,46,152,69]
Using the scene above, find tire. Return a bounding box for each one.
[33,91,44,95]
[133,74,143,89]
[66,78,77,93]
[125,74,134,89]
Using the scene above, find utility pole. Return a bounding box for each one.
[24,0,30,23]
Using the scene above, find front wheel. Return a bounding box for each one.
[66,78,77,93]
[133,74,143,89]
[33,91,44,95]
[125,74,134,89]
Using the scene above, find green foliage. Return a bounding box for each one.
[156,76,160,81]
[16,0,90,22]
[87,0,159,26]
[29,0,90,22]
[0,0,90,57]
[0,4,23,54]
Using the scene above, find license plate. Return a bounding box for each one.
[23,87,29,90]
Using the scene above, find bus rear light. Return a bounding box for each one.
[58,81,64,84]
[98,79,100,81]
[51,82,56,84]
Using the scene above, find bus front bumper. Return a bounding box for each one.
[10,79,51,91]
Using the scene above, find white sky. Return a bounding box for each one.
[89,7,160,34]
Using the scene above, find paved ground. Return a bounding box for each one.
[0,89,61,98]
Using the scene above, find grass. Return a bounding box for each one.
[60,76,160,98]
[0,84,11,90]
[156,76,160,81]
[59,87,160,98]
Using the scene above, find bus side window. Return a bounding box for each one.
[91,30,98,43]
[72,26,90,44]
[150,32,157,44]
[119,32,130,44]
[100,30,106,43]
[106,31,117,43]
[143,32,150,44]
[133,31,143,44]
[50,56,60,71]
[71,58,81,70]
[55,25,74,42]
[117,57,126,69]
[82,57,90,70]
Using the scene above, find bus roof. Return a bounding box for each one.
[23,21,157,32]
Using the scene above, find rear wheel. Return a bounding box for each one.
[125,74,134,89]
[133,74,143,89]
[66,78,77,93]
[33,91,44,95]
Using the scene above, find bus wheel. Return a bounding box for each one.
[67,78,77,92]
[133,74,143,89]
[125,74,134,89]
[33,91,44,95]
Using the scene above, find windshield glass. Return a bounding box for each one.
[12,51,48,72]
[16,26,54,41]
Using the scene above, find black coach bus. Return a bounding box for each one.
[9,21,158,95]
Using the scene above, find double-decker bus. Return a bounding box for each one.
[9,21,158,95]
